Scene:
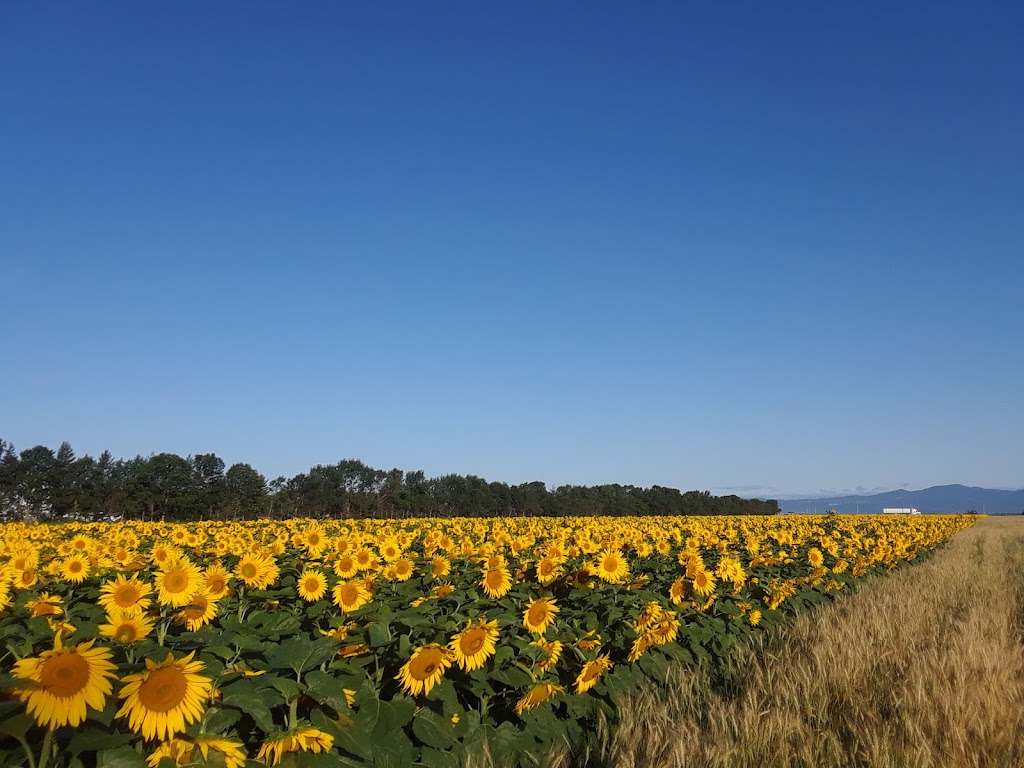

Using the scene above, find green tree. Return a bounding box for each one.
[224,463,267,519]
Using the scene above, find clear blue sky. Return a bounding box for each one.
[2,2,1022,498]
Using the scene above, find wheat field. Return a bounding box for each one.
[550,516,1024,768]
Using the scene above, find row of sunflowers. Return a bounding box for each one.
[0,514,975,767]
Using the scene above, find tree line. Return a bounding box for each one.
[0,438,780,522]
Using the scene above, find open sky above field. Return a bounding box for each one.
[2,2,1022,497]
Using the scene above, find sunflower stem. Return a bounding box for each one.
[36,728,53,768]
[16,737,36,768]
[288,696,298,729]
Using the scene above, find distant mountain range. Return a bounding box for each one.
[777,484,1024,514]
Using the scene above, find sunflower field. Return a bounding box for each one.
[0,514,974,768]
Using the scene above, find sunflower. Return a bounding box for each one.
[692,568,717,597]
[174,590,220,632]
[154,558,203,608]
[480,565,512,599]
[808,547,824,568]
[9,550,38,572]
[61,554,90,583]
[396,644,454,697]
[634,601,664,633]
[448,618,500,671]
[194,736,247,768]
[592,550,628,583]
[669,576,687,605]
[429,556,451,579]
[319,623,353,641]
[679,550,705,576]
[297,570,328,602]
[13,567,38,589]
[574,654,613,694]
[530,638,563,673]
[515,682,563,715]
[26,592,63,618]
[715,556,747,589]
[333,579,372,612]
[145,738,193,768]
[100,611,155,644]
[333,555,358,578]
[145,734,247,768]
[339,642,370,658]
[256,727,334,766]
[117,651,213,741]
[535,556,562,586]
[12,634,117,729]
[353,547,375,571]
[627,633,653,663]
[234,553,279,590]
[151,543,183,567]
[301,526,328,556]
[203,563,232,598]
[379,538,402,563]
[647,612,680,645]
[99,574,153,616]
[522,597,559,635]
[392,558,415,581]
[482,553,507,570]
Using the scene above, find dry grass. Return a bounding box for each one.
[594,516,1024,768]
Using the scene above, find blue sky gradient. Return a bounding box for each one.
[2,3,1022,497]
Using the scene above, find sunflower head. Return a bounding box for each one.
[297,570,328,602]
[396,644,454,697]
[12,634,118,729]
[522,597,559,635]
[61,554,90,583]
[530,638,563,673]
[333,579,372,613]
[257,727,334,766]
[515,682,563,715]
[481,566,512,599]
[99,574,153,616]
[154,558,202,608]
[593,550,628,583]
[117,651,213,741]
[100,611,155,644]
[449,618,500,671]
[574,654,613,694]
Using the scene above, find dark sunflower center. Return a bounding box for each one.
[137,666,189,713]
[164,571,188,592]
[39,652,90,698]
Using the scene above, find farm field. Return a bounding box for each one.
[593,515,1024,768]
[0,514,977,768]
